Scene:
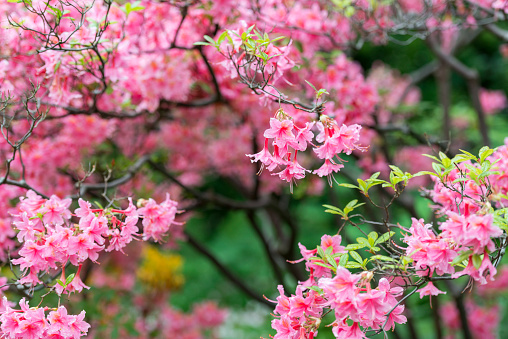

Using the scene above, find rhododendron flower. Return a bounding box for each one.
[452,252,497,285]
[0,298,90,338]
[248,112,364,189]
[417,282,446,298]
[403,218,457,277]
[138,193,180,242]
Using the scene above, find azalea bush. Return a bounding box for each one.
[1,0,508,338]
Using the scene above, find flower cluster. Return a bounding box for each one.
[270,285,324,339]
[320,271,406,338]
[421,155,505,286]
[404,218,457,275]
[247,111,364,190]
[298,235,347,285]
[10,191,180,289]
[268,235,406,339]
[0,299,89,339]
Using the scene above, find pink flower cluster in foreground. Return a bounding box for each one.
[0,299,89,339]
[10,191,180,289]
[248,113,364,189]
[411,156,506,287]
[403,203,502,297]
[268,235,406,339]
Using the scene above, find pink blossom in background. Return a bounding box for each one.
[500,43,508,57]
[480,88,507,115]
[441,300,500,339]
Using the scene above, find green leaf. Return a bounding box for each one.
[312,261,334,270]
[345,262,362,269]
[322,204,343,213]
[375,231,395,245]
[432,162,443,175]
[204,35,216,44]
[472,254,482,270]
[308,286,324,294]
[325,254,338,268]
[389,165,404,175]
[270,36,286,42]
[305,80,317,91]
[369,255,396,262]
[316,88,329,99]
[458,149,476,159]
[356,237,370,247]
[324,210,345,216]
[401,256,413,265]
[339,253,348,266]
[246,24,256,34]
[345,199,359,209]
[478,146,494,164]
[412,171,433,177]
[346,243,365,250]
[339,183,359,189]
[368,232,378,243]
[317,245,325,258]
[451,250,473,266]
[349,251,363,264]
[65,273,76,286]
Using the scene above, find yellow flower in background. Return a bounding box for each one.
[136,245,184,292]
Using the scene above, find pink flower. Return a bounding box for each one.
[246,138,276,172]
[67,311,90,338]
[192,301,227,328]
[138,194,179,242]
[452,252,497,285]
[264,118,296,149]
[417,282,446,298]
[332,321,365,339]
[319,267,361,305]
[313,159,344,185]
[40,195,71,226]
[74,199,94,223]
[47,307,74,337]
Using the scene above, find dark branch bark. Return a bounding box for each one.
[435,61,452,142]
[427,35,490,146]
[445,280,472,339]
[245,211,288,290]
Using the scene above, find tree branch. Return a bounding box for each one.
[427,35,490,146]
[184,230,272,307]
